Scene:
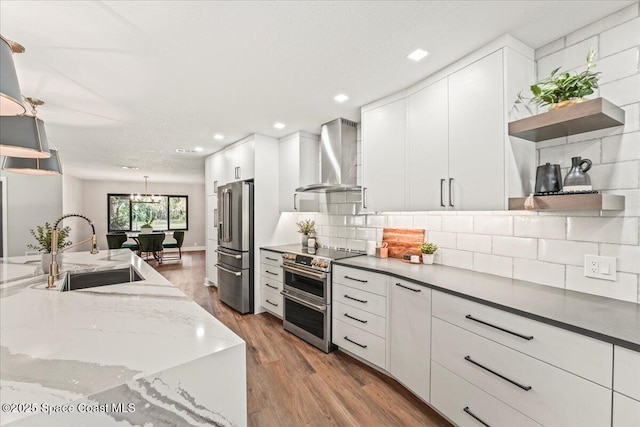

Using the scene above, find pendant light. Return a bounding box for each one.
[0,97,51,158]
[2,148,62,176]
[131,176,160,203]
[0,35,26,116]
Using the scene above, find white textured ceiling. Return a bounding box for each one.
[0,1,634,183]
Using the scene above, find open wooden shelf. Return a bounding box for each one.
[508,98,625,142]
[509,194,625,211]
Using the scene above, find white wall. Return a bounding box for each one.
[306,4,640,304]
[79,179,206,252]
[1,169,63,256]
[62,175,85,251]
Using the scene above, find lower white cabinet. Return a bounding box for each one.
[431,362,542,427]
[261,287,283,318]
[614,346,640,401]
[205,240,218,286]
[389,279,431,402]
[260,250,283,318]
[333,319,386,369]
[613,392,640,427]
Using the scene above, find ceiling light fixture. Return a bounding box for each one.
[2,148,62,176]
[214,134,224,140]
[194,147,204,152]
[0,35,26,116]
[334,94,349,103]
[130,175,160,203]
[121,166,139,170]
[0,97,51,158]
[175,148,186,153]
[407,48,429,62]
[273,122,286,130]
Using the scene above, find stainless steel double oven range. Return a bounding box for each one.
[280,248,362,353]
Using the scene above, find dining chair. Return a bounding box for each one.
[106,233,127,249]
[138,233,165,263]
[162,231,185,260]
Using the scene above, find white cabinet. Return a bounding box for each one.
[613,392,640,427]
[279,132,319,212]
[362,98,406,212]
[210,151,226,194]
[614,346,640,401]
[407,78,449,211]
[226,139,255,182]
[205,240,218,286]
[259,250,283,317]
[389,279,431,402]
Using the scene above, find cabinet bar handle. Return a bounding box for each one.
[344,336,367,348]
[395,282,421,292]
[293,193,298,210]
[344,294,367,304]
[440,179,446,207]
[265,256,278,262]
[213,180,218,193]
[465,314,533,341]
[266,299,278,307]
[363,187,368,209]
[344,275,367,283]
[265,283,278,290]
[464,356,532,391]
[344,313,368,324]
[265,270,278,276]
[448,178,454,207]
[463,407,491,427]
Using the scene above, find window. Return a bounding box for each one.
[107,194,188,232]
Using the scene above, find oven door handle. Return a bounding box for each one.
[281,290,327,312]
[282,264,327,280]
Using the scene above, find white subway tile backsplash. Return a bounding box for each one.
[347,216,365,227]
[427,231,457,249]
[538,239,599,266]
[338,227,356,239]
[387,215,413,228]
[492,236,537,260]
[567,217,639,245]
[566,266,638,302]
[330,237,347,249]
[324,226,338,238]
[514,259,565,288]
[327,192,347,204]
[599,74,640,107]
[535,38,565,60]
[366,215,386,228]
[442,216,473,233]
[565,3,639,46]
[346,239,366,251]
[474,216,513,236]
[538,139,601,167]
[457,234,492,253]
[602,132,640,163]
[589,161,639,190]
[600,17,640,57]
[618,103,640,134]
[440,249,473,270]
[473,253,513,278]
[315,214,329,226]
[346,192,362,203]
[337,203,357,215]
[601,189,640,217]
[600,243,640,274]
[356,228,377,241]
[329,215,347,227]
[514,216,566,239]
[537,37,598,78]
[413,215,442,231]
[596,48,639,85]
[535,136,567,149]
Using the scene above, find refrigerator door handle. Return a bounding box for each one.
[216,264,242,276]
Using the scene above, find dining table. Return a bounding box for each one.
[125,231,173,261]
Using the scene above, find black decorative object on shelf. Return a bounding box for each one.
[534,190,599,196]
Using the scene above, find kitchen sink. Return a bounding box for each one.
[61,266,144,292]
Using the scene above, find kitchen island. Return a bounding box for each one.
[0,249,246,427]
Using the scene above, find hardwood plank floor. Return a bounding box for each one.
[154,251,452,427]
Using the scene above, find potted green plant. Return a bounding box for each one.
[419,241,438,265]
[296,219,316,247]
[140,223,153,234]
[28,222,72,273]
[516,48,600,111]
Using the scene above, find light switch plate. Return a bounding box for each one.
[584,255,617,281]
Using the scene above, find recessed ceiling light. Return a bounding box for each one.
[214,134,224,140]
[121,166,139,170]
[273,122,286,130]
[194,147,204,152]
[334,94,349,103]
[176,148,186,153]
[407,48,429,62]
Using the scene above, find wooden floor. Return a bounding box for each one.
[154,251,451,427]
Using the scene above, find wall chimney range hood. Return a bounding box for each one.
[296,118,360,193]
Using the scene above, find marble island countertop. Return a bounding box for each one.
[0,249,246,426]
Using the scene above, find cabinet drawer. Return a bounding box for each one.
[333,265,387,296]
[261,287,283,318]
[333,319,385,369]
[614,346,640,401]
[432,318,611,427]
[613,392,640,427]
[333,283,386,317]
[260,251,282,267]
[431,361,542,427]
[260,264,283,282]
[260,275,282,293]
[333,301,386,338]
[432,291,613,387]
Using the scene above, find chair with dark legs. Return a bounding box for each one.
[106,233,127,249]
[109,230,138,252]
[138,233,165,263]
[162,231,185,260]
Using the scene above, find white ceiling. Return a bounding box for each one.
[1,1,634,183]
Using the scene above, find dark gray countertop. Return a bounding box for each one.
[261,244,307,254]
[333,256,640,352]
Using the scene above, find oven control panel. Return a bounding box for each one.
[282,252,330,271]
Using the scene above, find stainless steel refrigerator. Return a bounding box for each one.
[216,180,254,313]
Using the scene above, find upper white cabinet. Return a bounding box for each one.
[362,98,406,212]
[279,131,319,212]
[210,151,226,195]
[226,138,255,182]
[361,37,535,212]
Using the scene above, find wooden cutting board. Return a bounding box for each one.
[382,228,425,259]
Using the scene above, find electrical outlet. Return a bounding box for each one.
[584,255,617,281]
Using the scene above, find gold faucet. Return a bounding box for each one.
[47,213,98,288]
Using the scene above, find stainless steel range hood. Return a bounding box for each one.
[296,118,360,193]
